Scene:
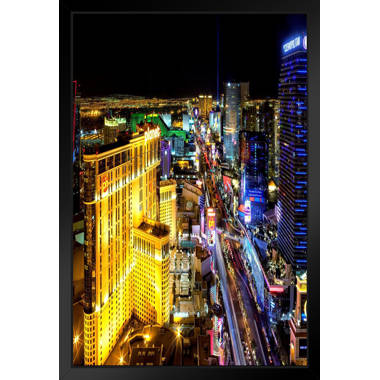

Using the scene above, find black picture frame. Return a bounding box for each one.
[60,0,320,379]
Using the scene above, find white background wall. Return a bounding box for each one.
[0,0,379,378]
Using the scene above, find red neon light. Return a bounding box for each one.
[269,285,284,293]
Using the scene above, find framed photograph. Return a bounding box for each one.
[60,1,319,379]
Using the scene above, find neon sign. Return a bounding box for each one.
[282,35,307,54]
[207,208,216,247]
[144,127,160,142]
[269,285,284,294]
[244,200,251,223]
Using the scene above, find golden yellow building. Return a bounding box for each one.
[82,122,163,365]
[159,179,177,246]
[132,219,170,326]
[198,95,213,119]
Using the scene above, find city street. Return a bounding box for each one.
[214,234,246,365]
[197,129,281,366]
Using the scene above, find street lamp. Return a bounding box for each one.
[119,355,124,365]
[73,335,79,345]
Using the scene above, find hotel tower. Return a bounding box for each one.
[159,179,177,247]
[82,122,169,365]
[277,33,308,269]
[223,82,241,164]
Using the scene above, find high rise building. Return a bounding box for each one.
[171,136,184,157]
[198,95,213,119]
[132,219,170,326]
[160,113,172,128]
[240,131,268,225]
[240,81,250,102]
[277,33,308,269]
[159,179,177,246]
[82,122,163,365]
[242,99,280,181]
[289,273,307,366]
[223,82,241,163]
[160,140,171,180]
[103,116,127,145]
[182,113,190,132]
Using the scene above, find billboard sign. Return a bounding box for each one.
[206,208,216,247]
[244,199,251,223]
[223,175,233,195]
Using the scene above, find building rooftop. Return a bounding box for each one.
[160,179,177,188]
[83,121,160,155]
[137,220,170,238]
[183,181,203,196]
[129,346,163,366]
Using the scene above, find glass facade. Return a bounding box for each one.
[277,34,308,269]
[240,131,268,225]
[242,99,280,181]
[223,82,241,163]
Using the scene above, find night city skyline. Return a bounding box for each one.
[73,14,306,98]
[72,13,308,367]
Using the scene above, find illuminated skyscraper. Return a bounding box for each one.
[242,99,280,181]
[171,136,184,157]
[132,219,170,326]
[277,33,308,269]
[160,113,172,128]
[103,116,126,145]
[182,114,190,132]
[198,95,213,119]
[240,131,268,225]
[82,122,161,365]
[223,82,241,163]
[159,179,177,247]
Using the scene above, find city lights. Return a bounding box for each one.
[72,16,308,368]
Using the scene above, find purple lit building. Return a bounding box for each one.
[160,139,171,179]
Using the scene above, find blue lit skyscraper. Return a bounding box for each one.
[223,82,241,163]
[240,131,268,225]
[277,33,308,269]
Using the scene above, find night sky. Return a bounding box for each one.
[73,14,306,99]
